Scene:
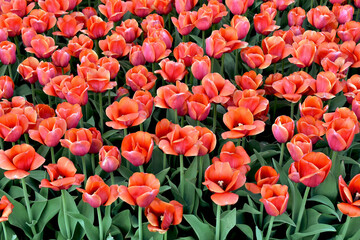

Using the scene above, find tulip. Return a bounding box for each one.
[26,35,58,59]
[337,21,360,43]
[0,196,14,223]
[288,7,306,26]
[245,166,279,194]
[119,172,160,207]
[86,67,117,93]
[235,71,264,93]
[175,0,197,13]
[0,113,28,142]
[53,15,84,38]
[272,116,294,144]
[0,76,15,99]
[191,56,211,80]
[61,76,89,106]
[286,133,312,162]
[77,175,119,208]
[99,33,130,59]
[173,42,204,67]
[99,0,129,22]
[99,146,121,173]
[17,57,39,84]
[171,11,197,36]
[195,5,213,31]
[212,141,250,172]
[23,9,56,34]
[28,117,67,147]
[129,0,153,18]
[142,37,171,63]
[225,0,249,15]
[203,161,246,206]
[141,14,164,33]
[260,184,289,217]
[60,128,93,156]
[323,107,359,131]
[67,34,94,58]
[264,73,283,95]
[21,27,37,48]
[289,152,332,188]
[254,12,280,36]
[113,19,142,43]
[133,90,154,119]
[129,45,146,66]
[38,0,68,16]
[154,81,191,116]
[0,144,45,179]
[307,6,338,30]
[195,126,216,156]
[344,74,360,103]
[55,102,82,129]
[52,49,71,68]
[154,119,176,144]
[39,157,85,191]
[240,46,272,69]
[208,0,228,24]
[230,15,250,40]
[155,59,188,83]
[115,87,130,101]
[145,198,183,233]
[262,36,292,63]
[106,97,147,130]
[98,57,120,80]
[82,16,114,39]
[121,131,154,167]
[0,0,35,17]
[338,175,360,217]
[231,90,269,121]
[299,96,328,120]
[296,116,326,144]
[35,62,56,86]
[154,0,172,15]
[82,7,97,18]
[187,94,211,121]
[352,93,360,121]
[288,39,316,68]
[326,117,357,152]
[0,13,22,37]
[332,4,354,25]
[88,127,103,154]
[0,41,16,65]
[126,65,156,91]
[222,107,265,139]
[35,104,55,120]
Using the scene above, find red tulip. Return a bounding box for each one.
[119,172,160,207]
[260,184,289,216]
[154,119,176,144]
[77,175,119,208]
[191,56,211,80]
[195,5,213,31]
[208,0,227,24]
[0,76,14,99]
[61,76,89,106]
[245,166,279,194]
[326,117,357,152]
[53,15,84,38]
[40,157,85,191]
[262,36,292,63]
[0,113,28,142]
[154,0,172,15]
[296,116,326,144]
[60,128,93,156]
[38,0,68,16]
[121,131,154,167]
[155,58,188,83]
[299,96,328,120]
[99,146,121,173]
[0,144,45,179]
[332,4,354,25]
[225,0,249,15]
[195,126,216,156]
[286,133,312,162]
[0,196,13,223]
[272,115,294,143]
[337,21,360,44]
[338,175,360,217]
[82,16,114,40]
[52,49,71,68]
[55,102,82,129]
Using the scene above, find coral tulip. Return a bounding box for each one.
[272,115,295,143]
[260,184,289,216]
[60,128,93,156]
[338,175,360,217]
[126,65,157,91]
[55,102,82,129]
[99,146,121,173]
[82,16,114,39]
[286,133,312,162]
[245,166,279,194]
[0,196,13,223]
[155,59,188,83]
[212,141,250,172]
[121,131,154,167]
[241,46,272,69]
[0,76,15,99]
[28,117,67,147]
[0,113,28,142]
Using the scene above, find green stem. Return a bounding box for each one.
[310,0,313,9]
[140,123,144,131]
[162,153,167,169]
[220,54,225,76]
[48,95,52,108]
[331,150,339,179]
[259,204,264,229]
[174,109,179,124]
[290,102,295,120]
[197,156,203,189]
[91,154,96,174]
[279,143,285,166]
[0,138,3,149]
[163,231,167,240]
[357,8,360,22]
[97,207,103,240]
[212,104,217,133]
[242,137,246,149]
[138,206,143,240]
[110,172,115,185]
[99,93,103,133]
[82,156,87,182]
[202,30,205,51]
[61,190,71,240]
[181,116,184,127]
[211,58,215,73]
[179,154,185,198]
[21,178,37,236]
[11,142,15,147]
[7,64,13,80]
[295,186,310,233]
[51,147,56,164]
[2,222,7,240]
[124,128,129,169]
[31,83,36,104]
[338,215,351,240]
[235,49,239,76]
[108,90,111,106]
[24,133,29,144]
[139,165,144,172]
[264,216,275,240]
[215,204,221,240]
[282,60,285,74]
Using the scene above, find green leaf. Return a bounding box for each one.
[37,145,50,158]
[68,213,99,240]
[308,195,335,209]
[8,186,24,199]
[273,213,296,227]
[255,226,263,240]
[118,165,133,179]
[236,224,253,239]
[313,172,338,202]
[112,210,132,235]
[103,206,112,236]
[329,94,346,112]
[220,209,236,240]
[238,203,261,215]
[184,214,215,240]
[312,205,341,221]
[14,84,32,96]
[34,197,61,236]
[59,191,80,239]
[0,65,7,76]
[102,130,120,139]
[155,167,170,185]
[292,224,336,239]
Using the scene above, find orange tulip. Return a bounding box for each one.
[55,102,82,129]
[0,0,35,17]
[129,0,153,18]
[99,0,130,22]
[119,172,160,207]
[332,4,354,25]
[323,107,359,130]
[154,0,172,15]
[326,117,357,152]
[288,39,316,68]
[235,71,264,94]
[53,14,84,38]
[126,65,156,91]
[296,116,326,144]
[194,5,213,31]
[17,57,39,84]
[158,124,200,156]
[43,75,70,99]
[222,106,265,139]
[203,161,246,206]
[310,71,343,100]
[141,14,164,33]
[142,37,171,63]
[272,115,294,143]
[0,13,22,37]
[38,0,69,16]
[99,146,121,172]
[97,57,120,80]
[307,6,338,31]
[40,157,85,191]
[212,141,250,172]
[99,33,130,58]
[0,41,16,65]
[225,0,249,15]
[254,11,280,36]
[286,133,312,162]
[260,184,289,216]
[86,67,117,93]
[231,90,269,121]
[133,90,154,118]
[0,113,28,142]
[154,81,191,116]
[82,16,114,40]
[0,76,14,99]
[66,34,94,58]
[154,118,175,144]
[272,71,312,103]
[195,126,216,156]
[113,19,142,43]
[77,175,119,208]
[61,76,89,106]
[187,94,211,121]
[121,131,154,167]
[299,96,328,120]
[337,21,360,43]
[241,46,272,69]
[173,42,203,67]
[262,36,292,63]
[145,198,183,233]
[288,7,305,26]
[60,128,93,156]
[106,96,147,130]
[264,73,283,95]
[171,11,197,36]
[25,34,58,59]
[230,15,250,40]
[129,45,146,66]
[175,0,197,13]
[155,58,188,83]
[338,174,360,217]
[207,0,227,24]
[0,196,13,223]
[36,62,57,86]
[88,127,103,154]
[193,73,235,104]
[0,144,45,179]
[28,117,67,147]
[288,152,332,187]
[245,166,279,194]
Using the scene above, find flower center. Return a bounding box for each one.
[354,192,360,201]
[218,180,224,188]
[160,215,164,221]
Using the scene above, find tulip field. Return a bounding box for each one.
[1,0,360,239]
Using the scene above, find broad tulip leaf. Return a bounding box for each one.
[34,197,61,237]
[292,224,336,239]
[220,209,236,240]
[236,224,253,239]
[184,214,215,240]
[112,210,132,236]
[103,206,112,236]
[68,212,99,240]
